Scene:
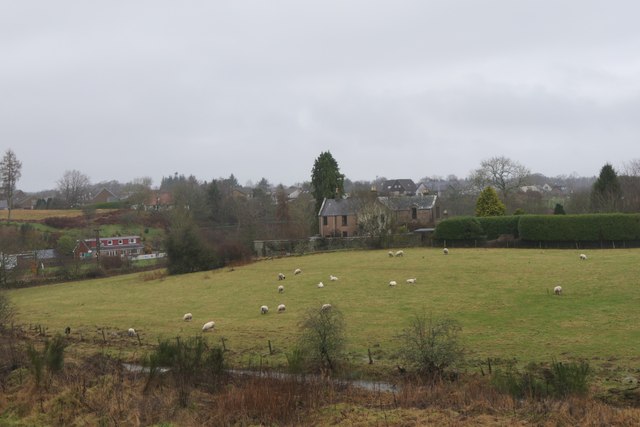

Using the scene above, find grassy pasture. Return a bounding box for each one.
[7,248,640,369]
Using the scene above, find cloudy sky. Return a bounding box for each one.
[2,1,639,192]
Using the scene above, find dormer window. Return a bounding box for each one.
[118,239,123,245]
[107,240,113,245]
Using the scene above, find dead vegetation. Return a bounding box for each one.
[2,327,640,426]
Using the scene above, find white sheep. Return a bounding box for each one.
[278,273,286,280]
[127,328,136,337]
[406,278,416,284]
[329,275,338,281]
[395,250,404,257]
[388,251,395,257]
[202,321,215,332]
[183,313,193,321]
[321,303,332,311]
[317,281,325,288]
[580,254,587,260]
[443,248,449,255]
[294,268,302,275]
[277,304,286,313]
[261,305,269,314]
[278,285,284,293]
[389,280,397,287]
[554,285,563,295]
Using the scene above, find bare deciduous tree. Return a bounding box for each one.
[0,149,22,220]
[470,156,530,204]
[57,170,91,208]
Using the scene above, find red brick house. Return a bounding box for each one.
[378,195,442,230]
[317,198,360,237]
[73,236,144,259]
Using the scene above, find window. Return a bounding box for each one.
[130,238,136,243]
[323,216,328,226]
[342,215,348,226]
[107,240,113,246]
[411,207,417,220]
[118,239,123,245]
[436,206,441,219]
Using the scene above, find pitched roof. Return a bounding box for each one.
[318,198,359,217]
[381,179,417,193]
[378,195,437,211]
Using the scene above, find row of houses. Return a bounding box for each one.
[0,236,146,272]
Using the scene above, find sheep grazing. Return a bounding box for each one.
[395,250,404,257]
[127,328,136,337]
[261,305,269,314]
[443,248,449,255]
[580,254,587,260]
[329,275,338,281]
[278,273,286,280]
[278,285,284,293]
[388,251,395,257]
[389,280,397,287]
[321,303,332,311]
[317,282,325,288]
[183,313,193,321]
[278,304,286,313]
[202,321,215,332]
[406,278,416,284]
[294,268,302,275]
[554,285,563,296]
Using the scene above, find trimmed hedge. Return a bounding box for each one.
[477,216,520,240]
[433,217,485,240]
[434,213,640,242]
[518,214,640,241]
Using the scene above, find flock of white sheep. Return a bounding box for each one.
[124,248,588,337]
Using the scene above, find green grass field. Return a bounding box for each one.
[7,248,640,370]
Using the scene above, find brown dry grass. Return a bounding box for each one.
[2,328,640,426]
[1,209,116,221]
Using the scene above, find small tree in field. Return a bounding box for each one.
[398,313,464,380]
[296,306,346,374]
[553,203,566,215]
[475,187,506,217]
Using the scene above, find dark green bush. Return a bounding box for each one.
[146,337,225,407]
[477,216,521,240]
[433,217,485,240]
[518,214,640,241]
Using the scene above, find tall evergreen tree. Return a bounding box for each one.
[591,163,622,212]
[475,187,506,217]
[311,151,344,215]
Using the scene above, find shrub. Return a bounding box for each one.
[433,217,485,241]
[26,334,66,389]
[476,216,521,240]
[492,359,590,399]
[397,313,464,380]
[476,187,506,217]
[518,213,640,241]
[296,306,347,374]
[146,337,225,407]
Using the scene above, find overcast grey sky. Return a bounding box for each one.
[2,1,639,192]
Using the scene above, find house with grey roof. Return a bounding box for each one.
[379,179,418,196]
[317,198,361,237]
[378,195,442,230]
